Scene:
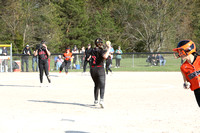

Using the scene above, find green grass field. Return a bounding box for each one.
[9,53,182,72]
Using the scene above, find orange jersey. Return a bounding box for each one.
[63,52,72,61]
[181,56,200,91]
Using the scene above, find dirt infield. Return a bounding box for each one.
[0,72,199,133]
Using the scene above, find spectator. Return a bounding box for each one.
[146,54,157,66]
[110,45,114,67]
[2,47,8,72]
[80,46,85,68]
[2,47,7,55]
[105,41,112,74]
[55,55,63,70]
[83,44,92,72]
[32,50,38,72]
[115,46,122,68]
[156,54,166,66]
[72,45,79,69]
[21,45,32,72]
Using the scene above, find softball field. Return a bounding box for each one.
[0,72,199,133]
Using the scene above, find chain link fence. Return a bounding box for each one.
[1,52,182,72]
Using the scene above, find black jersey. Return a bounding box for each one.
[38,48,48,60]
[85,48,92,58]
[89,47,106,66]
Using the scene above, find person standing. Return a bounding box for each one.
[72,45,79,69]
[2,47,8,72]
[83,44,92,72]
[173,40,200,107]
[80,46,85,68]
[32,50,38,72]
[34,41,51,86]
[59,48,72,75]
[88,38,111,108]
[109,45,114,67]
[115,46,122,68]
[21,45,32,72]
[55,55,63,70]
[105,41,112,75]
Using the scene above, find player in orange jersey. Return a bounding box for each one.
[173,40,200,107]
[59,48,73,75]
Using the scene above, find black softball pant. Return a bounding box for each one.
[106,58,112,74]
[90,67,106,100]
[39,59,51,83]
[60,60,71,73]
[194,88,200,107]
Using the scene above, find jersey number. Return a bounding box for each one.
[92,56,96,64]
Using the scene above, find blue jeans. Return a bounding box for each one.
[56,62,62,70]
[32,57,38,72]
[159,59,166,66]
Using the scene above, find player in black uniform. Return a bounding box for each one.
[34,41,51,87]
[88,38,111,108]
[83,44,92,73]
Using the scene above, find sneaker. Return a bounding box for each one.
[99,99,104,108]
[94,100,98,106]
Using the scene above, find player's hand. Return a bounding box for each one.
[183,81,190,89]
[43,44,47,50]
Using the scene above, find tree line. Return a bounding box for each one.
[0,0,200,53]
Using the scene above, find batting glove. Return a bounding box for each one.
[183,81,190,89]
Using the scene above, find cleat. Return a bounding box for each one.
[99,99,104,108]
[94,100,98,106]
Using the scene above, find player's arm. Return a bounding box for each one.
[87,55,91,61]
[43,44,51,56]
[181,71,187,82]
[181,71,190,89]
[34,49,38,56]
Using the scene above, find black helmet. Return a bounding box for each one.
[95,38,103,48]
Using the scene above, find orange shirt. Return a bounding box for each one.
[181,56,200,91]
[63,52,72,61]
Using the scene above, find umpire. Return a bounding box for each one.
[34,41,51,86]
[88,38,111,108]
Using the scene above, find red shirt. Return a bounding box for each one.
[181,56,200,91]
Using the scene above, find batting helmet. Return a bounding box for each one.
[173,40,196,58]
[95,38,103,48]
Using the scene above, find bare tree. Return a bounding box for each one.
[116,0,192,52]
